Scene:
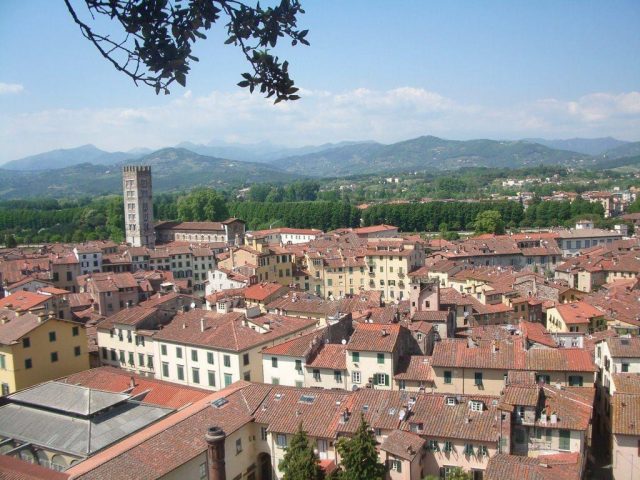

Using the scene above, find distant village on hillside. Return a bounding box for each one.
[2,165,640,480]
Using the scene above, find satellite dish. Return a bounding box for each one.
[341,339,347,345]
[398,409,406,421]
[190,302,196,309]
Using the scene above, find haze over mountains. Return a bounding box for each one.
[1,135,639,199]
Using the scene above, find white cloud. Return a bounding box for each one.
[0,83,24,95]
[1,87,639,162]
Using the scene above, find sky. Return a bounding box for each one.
[0,0,639,162]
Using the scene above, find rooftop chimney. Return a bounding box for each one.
[200,318,205,333]
[130,376,136,389]
[205,426,226,480]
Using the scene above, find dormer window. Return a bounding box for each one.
[470,400,484,412]
[446,397,457,406]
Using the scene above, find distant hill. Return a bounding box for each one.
[1,144,141,171]
[274,135,593,177]
[595,154,640,171]
[524,137,629,156]
[177,140,374,163]
[0,148,301,199]
[601,141,640,160]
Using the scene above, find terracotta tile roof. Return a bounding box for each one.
[261,330,321,357]
[59,366,210,409]
[394,356,434,382]
[411,310,448,322]
[612,393,640,436]
[153,310,317,352]
[347,323,402,353]
[243,282,288,301]
[432,338,596,372]
[380,430,425,460]
[612,373,640,394]
[68,292,95,309]
[353,224,398,235]
[432,338,526,370]
[254,386,350,438]
[0,291,50,311]
[0,309,46,345]
[38,286,70,295]
[155,221,227,231]
[0,454,68,480]
[404,393,507,442]
[80,272,139,293]
[525,348,596,373]
[486,452,581,480]
[519,321,557,348]
[307,344,347,370]
[97,306,158,330]
[535,386,594,431]
[553,301,603,325]
[501,385,540,407]
[605,336,640,358]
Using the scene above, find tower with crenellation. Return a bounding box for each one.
[122,165,155,248]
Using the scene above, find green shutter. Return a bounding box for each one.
[385,374,389,386]
[559,430,570,450]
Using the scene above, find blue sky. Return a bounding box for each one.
[0,0,639,162]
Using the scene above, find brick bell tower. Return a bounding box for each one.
[122,165,155,248]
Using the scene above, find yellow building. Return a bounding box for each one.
[0,308,90,395]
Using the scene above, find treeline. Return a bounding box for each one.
[246,180,321,202]
[362,200,525,232]
[521,197,604,227]
[0,197,124,244]
[229,201,360,231]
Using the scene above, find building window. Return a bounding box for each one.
[559,430,571,451]
[568,375,583,387]
[0,355,5,370]
[443,441,453,452]
[161,344,167,356]
[374,373,389,386]
[128,352,134,365]
[536,374,550,384]
[334,370,342,383]
[272,357,278,368]
[192,368,200,384]
[470,401,483,412]
[22,337,31,348]
[74,346,81,357]
[224,355,231,368]
[147,355,154,370]
[191,350,198,362]
[444,371,452,384]
[110,349,117,361]
[25,358,32,369]
[224,373,232,387]
[352,352,360,363]
[51,352,59,363]
[207,370,216,387]
[622,363,629,373]
[176,347,183,359]
[49,331,56,342]
[389,459,402,472]
[428,440,439,451]
[199,462,207,480]
[261,427,268,441]
[177,365,185,381]
[313,369,321,382]
[207,351,214,364]
[295,359,302,372]
[464,444,474,456]
[276,434,287,448]
[235,438,242,454]
[352,371,361,384]
[377,353,385,364]
[243,353,250,366]
[474,372,483,386]
[72,326,79,337]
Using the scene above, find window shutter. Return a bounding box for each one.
[397,460,402,473]
[385,374,389,386]
[439,467,446,478]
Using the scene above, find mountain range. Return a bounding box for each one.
[1,136,639,199]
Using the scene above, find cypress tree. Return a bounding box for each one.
[336,414,385,480]
[279,423,323,480]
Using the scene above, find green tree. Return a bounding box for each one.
[64,0,309,101]
[335,415,385,480]
[425,468,471,480]
[473,210,505,235]
[177,189,229,221]
[3,234,17,248]
[628,197,640,213]
[279,424,323,480]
